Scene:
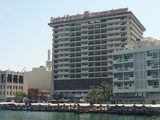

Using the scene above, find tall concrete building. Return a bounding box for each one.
[112,37,160,104]
[48,8,145,99]
[0,70,28,102]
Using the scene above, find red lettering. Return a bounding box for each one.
[50,8,128,22]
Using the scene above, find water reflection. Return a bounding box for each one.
[0,111,160,120]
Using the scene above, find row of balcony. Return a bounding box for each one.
[113,76,134,81]
[54,56,111,60]
[113,58,134,64]
[54,45,125,50]
[54,33,127,40]
[55,19,126,29]
[113,85,160,93]
[113,86,135,93]
[146,55,160,60]
[113,67,134,72]
[54,39,126,45]
[55,28,127,35]
[56,69,113,74]
[113,74,160,81]
[54,64,112,69]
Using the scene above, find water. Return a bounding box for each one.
[0,110,160,120]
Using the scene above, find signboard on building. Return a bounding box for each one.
[50,8,128,23]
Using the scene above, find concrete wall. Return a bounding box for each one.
[26,66,51,92]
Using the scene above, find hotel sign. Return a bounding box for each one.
[50,8,128,23]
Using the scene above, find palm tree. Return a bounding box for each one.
[87,86,101,104]
[99,82,112,103]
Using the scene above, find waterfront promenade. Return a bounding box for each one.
[1,102,160,116]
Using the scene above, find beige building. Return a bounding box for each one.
[112,37,160,104]
[26,66,51,92]
[0,70,28,102]
[48,8,145,99]
[26,49,52,93]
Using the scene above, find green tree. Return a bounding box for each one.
[87,82,112,104]
[87,86,101,104]
[99,82,112,103]
[14,91,27,102]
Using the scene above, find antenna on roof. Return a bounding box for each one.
[21,67,26,72]
[106,0,107,10]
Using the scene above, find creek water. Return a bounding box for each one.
[0,110,159,120]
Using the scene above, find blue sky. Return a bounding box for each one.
[0,0,159,71]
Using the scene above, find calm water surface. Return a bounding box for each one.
[0,110,160,120]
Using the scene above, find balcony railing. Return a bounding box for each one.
[113,86,135,93]
[147,85,160,92]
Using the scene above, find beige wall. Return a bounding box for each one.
[26,66,51,91]
[0,70,28,102]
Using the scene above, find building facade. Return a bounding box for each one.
[112,37,160,104]
[48,8,145,99]
[0,70,28,102]
[26,49,52,93]
[26,66,51,92]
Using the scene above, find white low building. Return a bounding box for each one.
[0,70,28,102]
[112,37,160,104]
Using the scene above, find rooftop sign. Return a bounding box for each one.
[50,8,128,23]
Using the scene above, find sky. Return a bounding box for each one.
[0,0,160,72]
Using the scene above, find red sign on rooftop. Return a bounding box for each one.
[50,8,128,23]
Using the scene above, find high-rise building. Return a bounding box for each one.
[48,8,145,100]
[112,37,160,104]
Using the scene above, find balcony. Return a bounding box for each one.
[81,23,88,26]
[59,56,70,59]
[113,77,120,81]
[81,75,88,78]
[58,66,69,69]
[113,86,135,93]
[147,75,159,80]
[81,59,88,62]
[113,68,123,73]
[107,58,113,61]
[147,85,160,92]
[81,54,88,57]
[107,52,113,56]
[113,77,123,81]
[58,26,70,29]
[146,65,159,70]
[113,59,122,64]
[81,71,88,73]
[81,65,88,68]
[58,71,69,74]
[58,36,69,39]
[81,49,88,52]
[58,46,65,49]
[107,69,113,72]
[81,38,88,41]
[81,33,88,36]
[81,44,88,46]
[124,76,134,81]
[58,40,69,44]
[123,67,134,71]
[147,54,158,59]
[123,58,134,63]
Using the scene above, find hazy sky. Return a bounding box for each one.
[0,0,159,72]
